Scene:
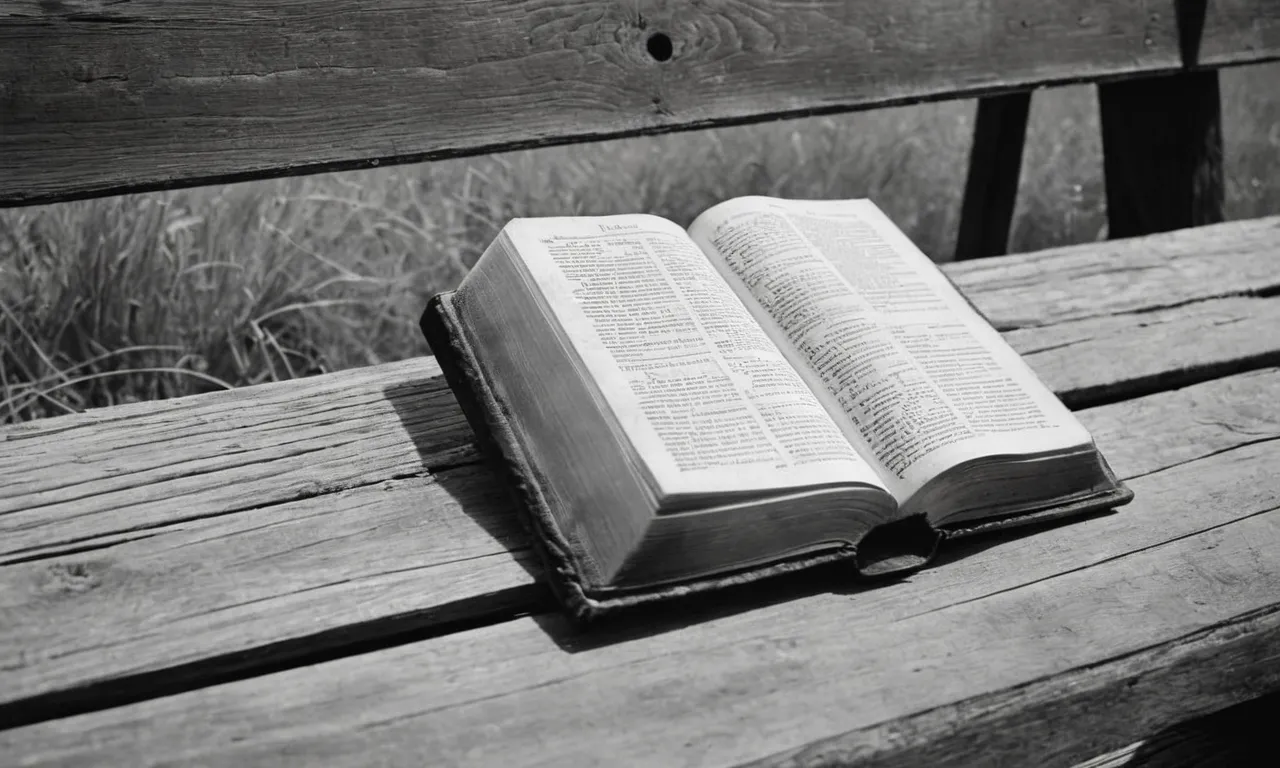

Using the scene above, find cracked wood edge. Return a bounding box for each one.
[3,218,1279,558]
[3,1,1277,205]
[2,412,1277,765]
[1,366,1278,725]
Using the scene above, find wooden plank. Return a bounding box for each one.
[0,357,477,560]
[752,602,1280,768]
[1,218,1276,561]
[954,92,1031,260]
[8,0,1277,206]
[0,464,544,724]
[2,363,1277,728]
[1098,71,1225,238]
[1199,0,1280,67]
[1008,294,1280,408]
[3,405,1277,765]
[945,216,1280,329]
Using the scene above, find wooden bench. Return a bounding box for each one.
[2,1,1279,765]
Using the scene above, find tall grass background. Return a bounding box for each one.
[3,67,1278,423]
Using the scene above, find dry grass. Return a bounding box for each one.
[3,66,1278,423]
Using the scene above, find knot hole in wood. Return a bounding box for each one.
[646,32,673,61]
[43,561,104,595]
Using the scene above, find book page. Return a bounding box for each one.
[688,197,1091,501]
[503,215,884,500]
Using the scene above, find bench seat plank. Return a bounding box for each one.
[3,1,1278,205]
[3,371,1277,765]
[0,357,472,560]
[1005,294,1280,407]
[944,216,1280,329]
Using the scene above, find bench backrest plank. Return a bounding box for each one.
[2,0,1277,206]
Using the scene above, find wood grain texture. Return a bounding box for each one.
[1,362,1277,730]
[1007,294,1280,408]
[0,356,474,560]
[0,465,543,721]
[954,92,1031,261]
[752,606,1280,768]
[1198,0,1280,66]
[7,0,1277,206]
[945,216,1280,329]
[3,384,1277,765]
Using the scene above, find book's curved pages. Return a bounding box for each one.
[421,293,937,619]
[421,292,1130,620]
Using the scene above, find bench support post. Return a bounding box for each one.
[1097,71,1225,239]
[955,92,1032,261]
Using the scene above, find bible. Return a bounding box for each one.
[420,196,1132,619]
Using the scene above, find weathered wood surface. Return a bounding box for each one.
[1198,0,1280,66]
[0,357,474,560]
[2,0,1279,205]
[2,218,1279,729]
[0,462,545,726]
[944,216,1280,328]
[3,366,1278,764]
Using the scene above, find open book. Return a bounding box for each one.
[420,197,1132,618]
